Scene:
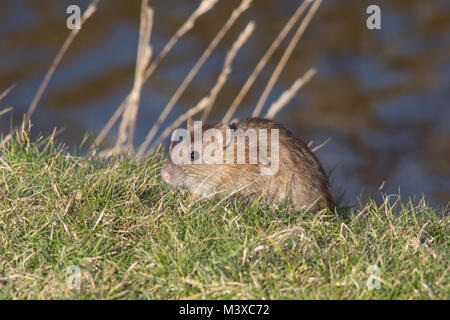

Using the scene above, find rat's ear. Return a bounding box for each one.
[187,117,194,133]
[213,123,232,149]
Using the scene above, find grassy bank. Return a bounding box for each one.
[0,134,448,299]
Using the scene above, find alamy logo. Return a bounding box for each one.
[66,5,81,30]
[366,265,381,290]
[170,121,280,176]
[366,5,381,30]
[66,265,81,290]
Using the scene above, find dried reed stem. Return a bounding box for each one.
[221,0,312,124]
[264,67,315,120]
[150,97,210,154]
[252,0,321,117]
[201,21,255,121]
[150,21,255,153]
[93,0,218,149]
[137,0,253,158]
[0,84,17,146]
[25,0,100,127]
[0,107,13,118]
[143,0,219,81]
[311,137,331,152]
[114,0,153,153]
[0,84,16,102]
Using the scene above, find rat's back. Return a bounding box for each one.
[233,118,334,212]
[162,117,334,213]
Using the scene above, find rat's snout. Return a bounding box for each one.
[161,162,183,186]
[161,164,173,183]
[161,168,171,182]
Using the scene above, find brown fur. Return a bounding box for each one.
[161,117,334,213]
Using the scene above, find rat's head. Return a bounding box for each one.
[161,118,232,193]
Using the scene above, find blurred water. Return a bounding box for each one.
[0,0,449,209]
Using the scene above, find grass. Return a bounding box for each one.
[0,133,448,300]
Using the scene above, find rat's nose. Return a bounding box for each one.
[161,167,172,183]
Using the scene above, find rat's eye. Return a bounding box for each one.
[190,151,200,161]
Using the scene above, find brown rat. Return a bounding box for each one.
[161,117,334,213]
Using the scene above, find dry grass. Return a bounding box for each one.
[252,0,322,117]
[148,97,210,155]
[136,0,253,158]
[200,21,255,122]
[116,0,154,152]
[148,20,255,154]
[5,0,322,156]
[93,0,220,151]
[0,85,15,119]
[0,84,16,103]
[99,0,154,158]
[1,1,100,148]
[222,0,313,124]
[132,0,320,156]
[265,68,316,120]
[25,0,100,127]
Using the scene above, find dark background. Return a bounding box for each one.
[0,0,449,209]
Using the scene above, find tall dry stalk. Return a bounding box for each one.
[201,21,255,121]
[143,0,219,82]
[311,137,331,152]
[221,0,312,124]
[137,0,253,158]
[252,0,321,117]
[0,84,16,103]
[0,108,12,118]
[149,21,255,153]
[93,0,219,149]
[149,97,210,155]
[265,67,316,120]
[114,0,153,153]
[0,85,15,147]
[25,0,100,127]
